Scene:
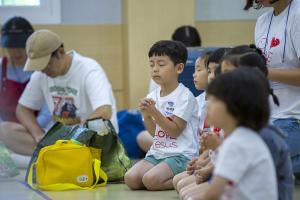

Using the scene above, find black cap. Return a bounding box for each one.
[1,16,34,48]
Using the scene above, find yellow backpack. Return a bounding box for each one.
[27,140,107,191]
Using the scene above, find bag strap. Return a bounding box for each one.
[1,56,8,90]
[27,159,107,191]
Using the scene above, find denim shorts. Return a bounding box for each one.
[144,155,190,175]
[273,118,300,173]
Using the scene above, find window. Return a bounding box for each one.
[0,0,40,6]
[0,0,61,24]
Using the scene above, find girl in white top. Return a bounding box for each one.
[202,68,277,200]
[245,0,300,174]
[173,53,210,192]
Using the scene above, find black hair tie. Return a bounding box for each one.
[269,88,280,106]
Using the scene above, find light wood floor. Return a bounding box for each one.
[1,170,299,200]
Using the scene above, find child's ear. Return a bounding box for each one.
[176,63,185,74]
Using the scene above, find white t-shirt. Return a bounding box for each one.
[255,0,300,120]
[214,127,277,200]
[146,83,199,160]
[196,92,207,135]
[19,51,119,132]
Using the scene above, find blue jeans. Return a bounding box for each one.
[273,118,300,173]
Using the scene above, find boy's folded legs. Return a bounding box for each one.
[124,160,154,190]
[142,162,175,191]
[142,155,189,191]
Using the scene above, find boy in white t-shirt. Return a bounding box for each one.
[124,40,199,191]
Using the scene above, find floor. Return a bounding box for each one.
[1,170,300,200]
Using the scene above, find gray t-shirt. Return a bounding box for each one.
[260,125,294,200]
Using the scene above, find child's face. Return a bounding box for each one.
[221,60,236,74]
[6,48,27,64]
[149,55,183,86]
[206,95,232,130]
[193,58,208,90]
[207,62,219,84]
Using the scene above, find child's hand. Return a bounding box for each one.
[201,132,221,151]
[144,99,157,115]
[186,158,197,175]
[138,98,155,116]
[200,132,209,151]
[194,156,211,170]
[194,163,214,184]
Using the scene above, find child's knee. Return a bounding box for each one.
[179,187,189,200]
[173,172,184,189]
[177,178,188,192]
[0,122,15,139]
[172,175,179,189]
[142,173,160,190]
[124,171,142,190]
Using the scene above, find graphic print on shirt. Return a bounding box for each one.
[257,34,289,90]
[257,36,283,64]
[153,101,178,149]
[50,85,81,125]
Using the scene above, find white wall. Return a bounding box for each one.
[61,0,121,24]
[195,0,270,21]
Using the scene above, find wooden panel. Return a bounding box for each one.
[195,21,256,47]
[114,90,125,110]
[1,24,126,109]
[123,0,195,108]
[35,25,124,91]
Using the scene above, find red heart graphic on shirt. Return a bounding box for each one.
[270,37,280,49]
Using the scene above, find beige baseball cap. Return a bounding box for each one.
[24,29,62,71]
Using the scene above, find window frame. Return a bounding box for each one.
[0,0,61,24]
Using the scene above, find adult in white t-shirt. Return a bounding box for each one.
[146,83,199,160]
[9,29,118,156]
[246,0,300,173]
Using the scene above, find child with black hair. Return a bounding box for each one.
[175,51,227,198]
[220,49,294,200]
[206,48,231,83]
[201,68,277,200]
[124,40,199,191]
[173,52,212,192]
[181,46,293,200]
[221,44,267,75]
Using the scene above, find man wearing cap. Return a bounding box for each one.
[0,17,51,157]
[4,29,118,155]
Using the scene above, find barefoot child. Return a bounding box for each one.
[174,49,228,194]
[173,52,210,191]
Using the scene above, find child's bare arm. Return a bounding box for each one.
[203,175,228,200]
[140,98,186,138]
[149,108,186,138]
[143,116,156,136]
[139,98,156,135]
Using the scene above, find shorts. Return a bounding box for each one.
[144,154,190,175]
